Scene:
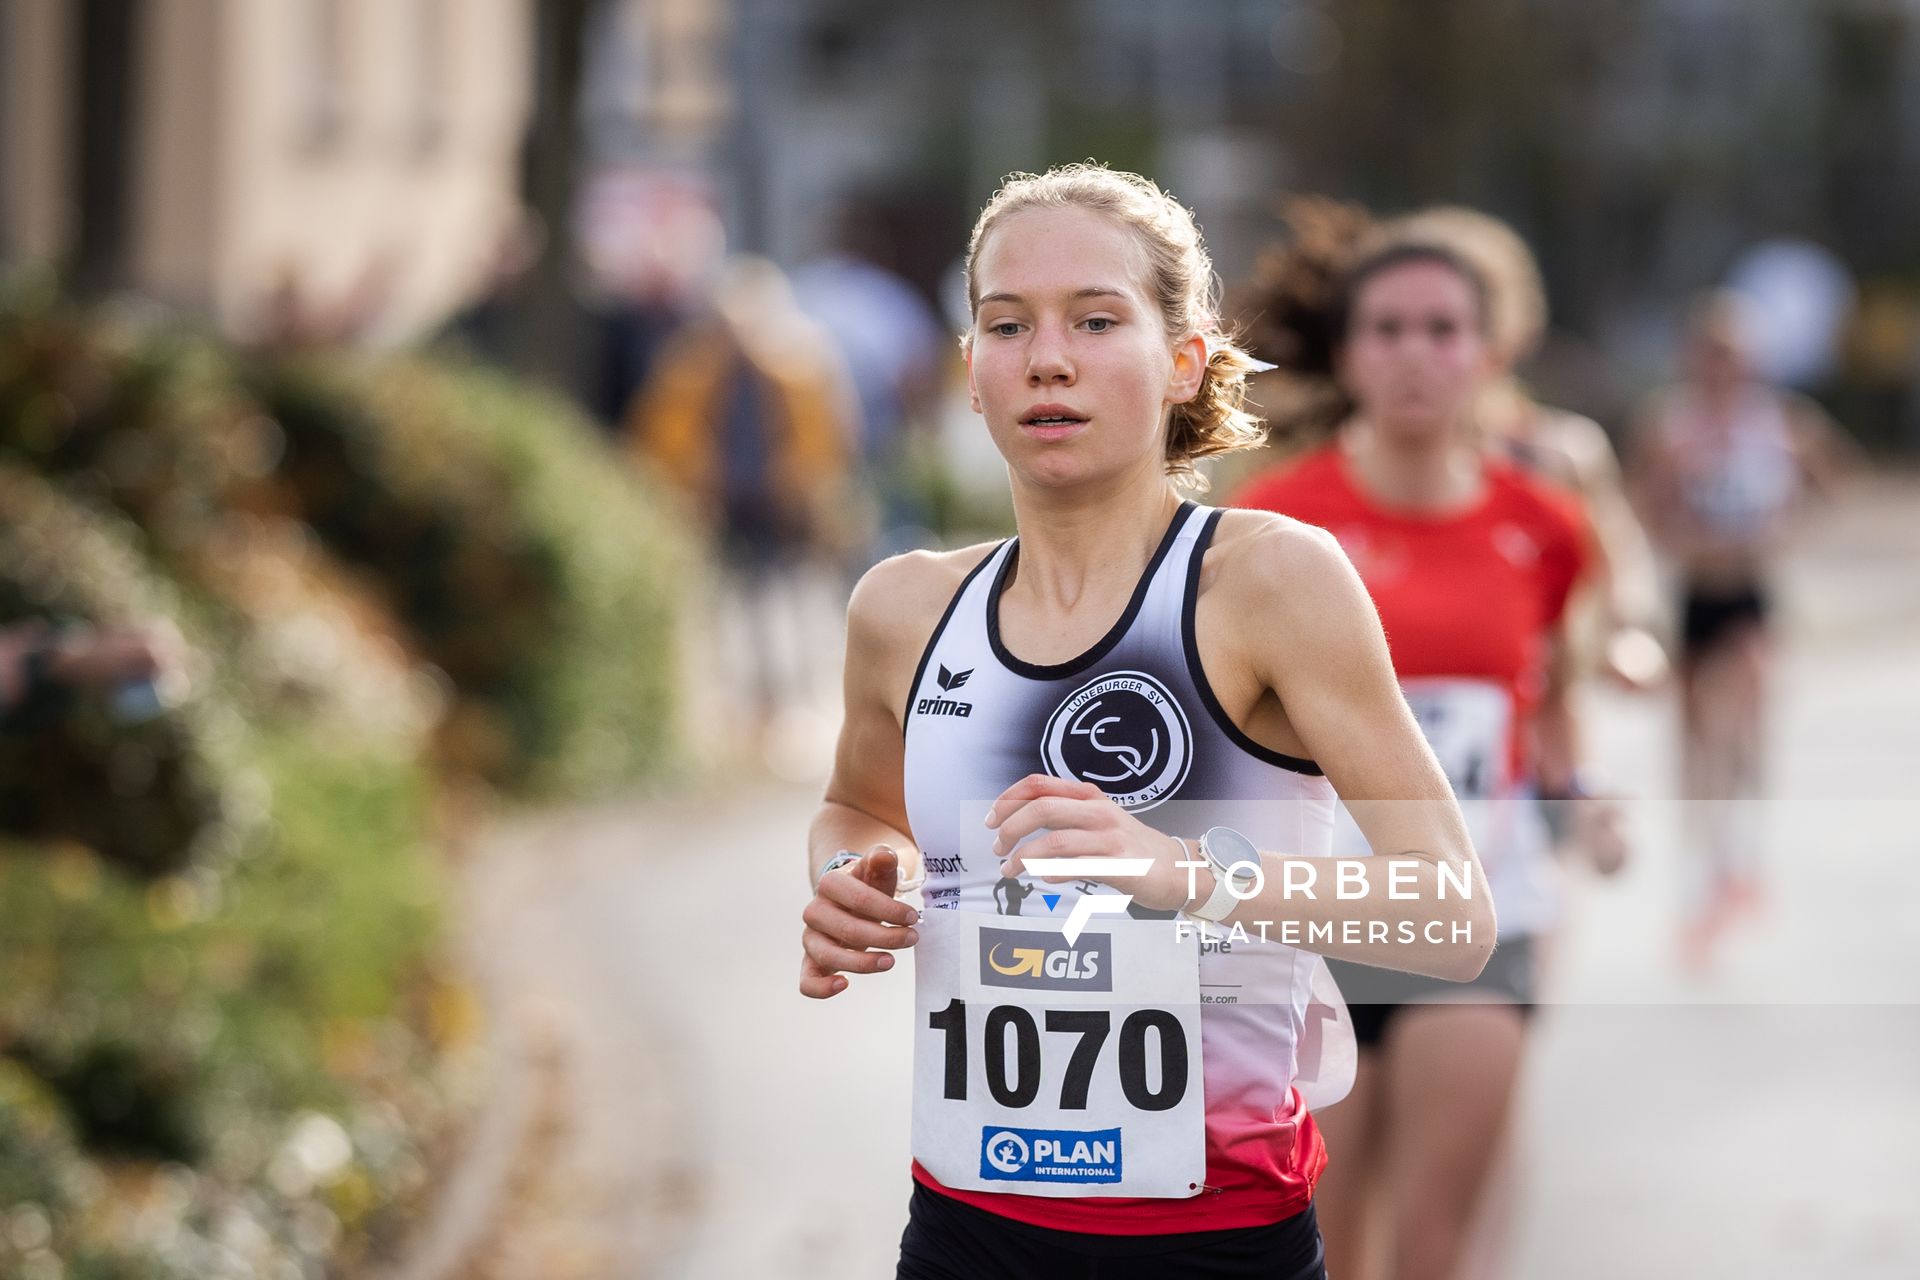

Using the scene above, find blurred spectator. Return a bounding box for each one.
[593,281,696,433]
[0,618,187,734]
[791,202,947,556]
[626,257,861,743]
[578,168,726,430]
[441,209,548,369]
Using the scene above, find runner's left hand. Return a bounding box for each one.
[1569,794,1630,877]
[986,774,1196,912]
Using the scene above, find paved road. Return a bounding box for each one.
[458,475,1920,1278]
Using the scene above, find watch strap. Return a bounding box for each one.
[1185,828,1253,924]
[1188,863,1242,923]
[815,849,863,889]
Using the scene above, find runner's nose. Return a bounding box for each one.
[1026,325,1075,385]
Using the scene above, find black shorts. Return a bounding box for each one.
[1681,580,1770,660]
[897,1183,1326,1280]
[1327,936,1537,1050]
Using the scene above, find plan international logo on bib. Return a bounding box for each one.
[978,928,1113,992]
[980,1126,1124,1184]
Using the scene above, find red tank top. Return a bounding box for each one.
[1233,446,1590,777]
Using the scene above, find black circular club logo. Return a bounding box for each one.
[1040,670,1191,810]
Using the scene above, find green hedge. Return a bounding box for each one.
[0,466,257,878]
[0,466,462,1276]
[0,721,459,1277]
[246,353,688,797]
[0,282,695,1275]
[0,283,442,766]
[0,278,268,548]
[4,280,689,802]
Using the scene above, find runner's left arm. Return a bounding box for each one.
[994,520,1495,981]
[1215,519,1495,979]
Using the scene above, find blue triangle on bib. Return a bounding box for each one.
[1041,894,1061,911]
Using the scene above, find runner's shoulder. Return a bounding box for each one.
[846,541,1001,668]
[1522,406,1622,490]
[1487,462,1590,547]
[1203,507,1358,622]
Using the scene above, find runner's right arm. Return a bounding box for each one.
[800,550,987,999]
[1552,412,1667,674]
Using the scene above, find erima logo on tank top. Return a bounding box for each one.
[917,664,975,718]
[1041,670,1191,810]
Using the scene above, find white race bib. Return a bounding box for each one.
[1333,678,1520,874]
[1400,677,1512,802]
[911,910,1206,1198]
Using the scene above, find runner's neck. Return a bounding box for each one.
[1002,482,1185,613]
[1341,424,1487,516]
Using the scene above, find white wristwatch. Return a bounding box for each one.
[1183,826,1262,924]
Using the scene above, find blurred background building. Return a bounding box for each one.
[4,0,528,337]
[10,0,1920,449]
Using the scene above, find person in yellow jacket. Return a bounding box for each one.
[627,256,865,566]
[627,257,867,755]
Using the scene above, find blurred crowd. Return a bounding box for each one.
[346,175,1870,801]
[9,146,1875,826]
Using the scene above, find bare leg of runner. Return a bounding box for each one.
[1311,1055,1387,1280]
[1451,1121,1523,1280]
[1720,624,1772,913]
[1383,1006,1526,1280]
[1680,623,1771,965]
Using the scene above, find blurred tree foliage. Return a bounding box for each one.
[0,279,691,1274]
[246,353,689,796]
[0,475,461,1276]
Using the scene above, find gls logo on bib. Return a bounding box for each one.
[1041,671,1190,810]
[980,1126,1124,1184]
[978,928,1112,991]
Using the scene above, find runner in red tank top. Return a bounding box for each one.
[1231,228,1620,1280]
[1238,446,1587,784]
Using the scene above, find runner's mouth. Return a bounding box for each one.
[1020,406,1090,438]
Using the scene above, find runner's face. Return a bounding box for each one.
[1340,260,1492,444]
[967,207,1203,489]
[1685,327,1749,394]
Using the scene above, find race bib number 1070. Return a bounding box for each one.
[910,910,1205,1199]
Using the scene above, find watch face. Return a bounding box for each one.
[1204,826,1260,879]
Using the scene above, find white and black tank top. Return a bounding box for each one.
[901,500,1337,1163]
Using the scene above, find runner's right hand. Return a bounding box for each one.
[799,845,921,1000]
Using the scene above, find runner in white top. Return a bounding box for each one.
[798,163,1495,1279]
[1628,290,1849,967]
